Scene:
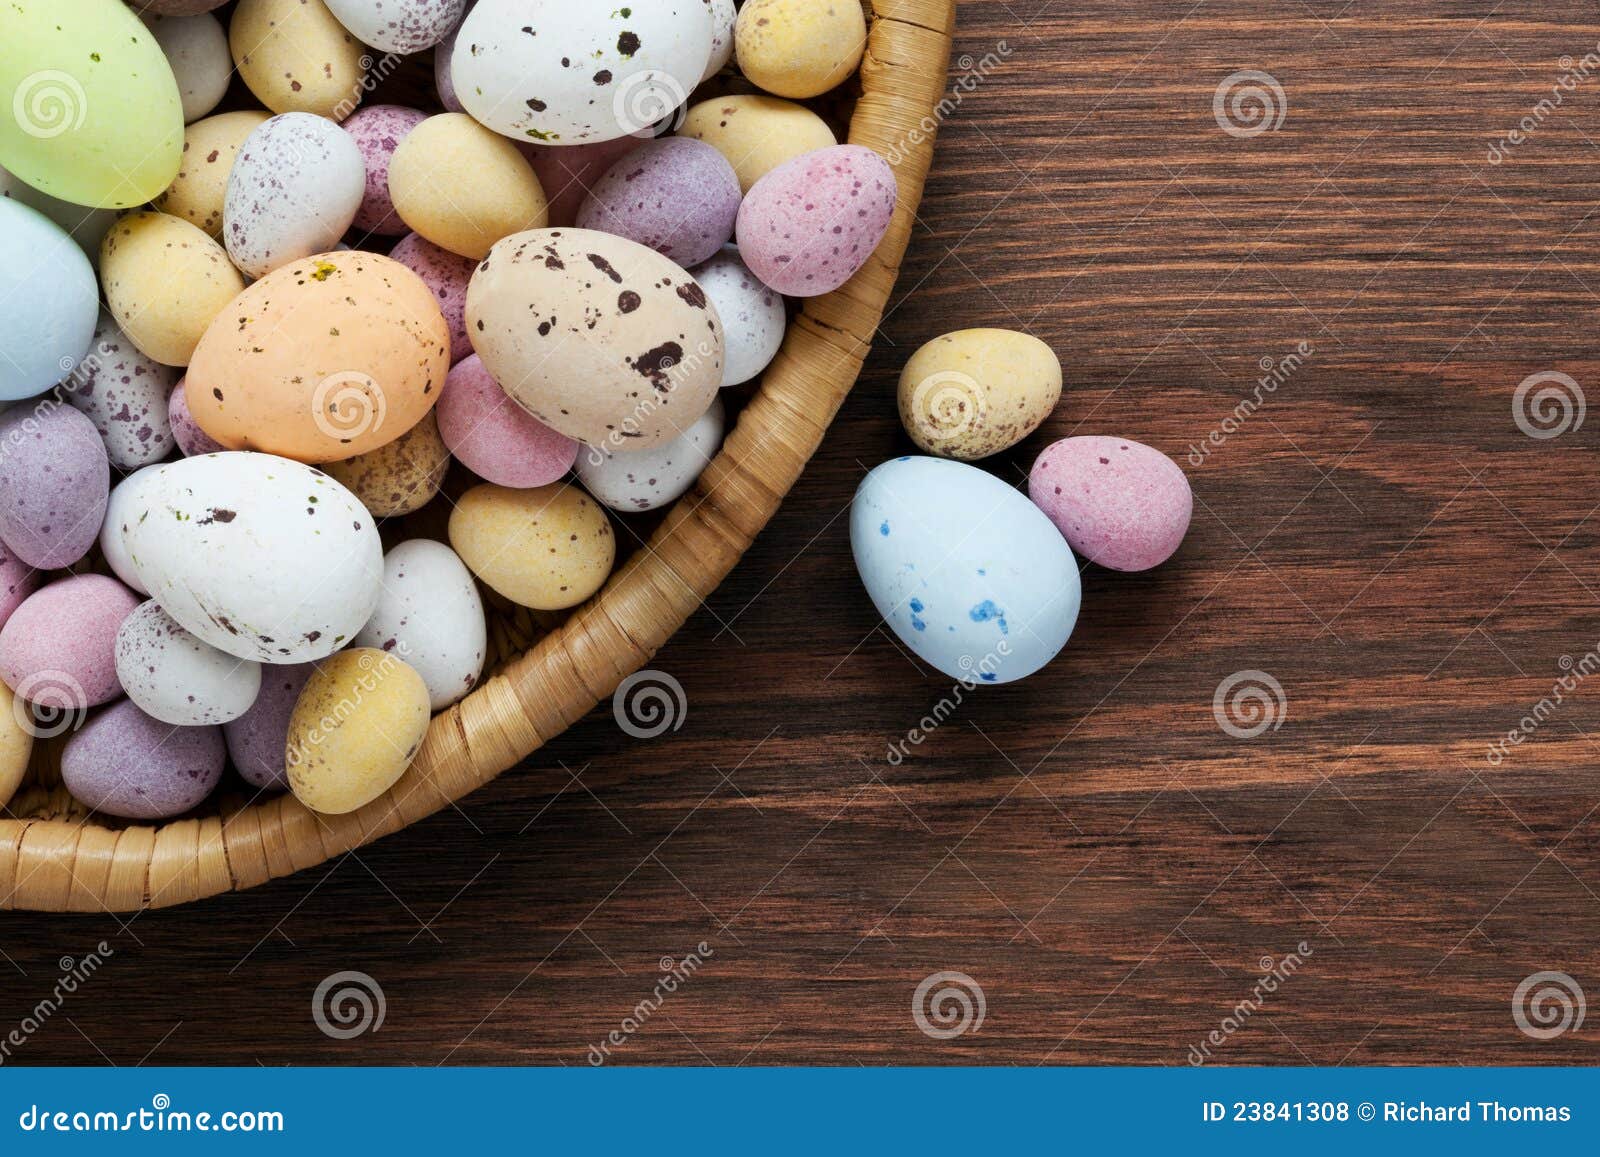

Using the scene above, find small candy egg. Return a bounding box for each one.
[577,138,741,269]
[735,0,868,99]
[115,599,263,726]
[449,483,615,610]
[100,465,163,594]
[436,355,577,488]
[433,7,468,113]
[0,575,141,710]
[0,405,109,570]
[354,540,487,710]
[61,700,224,820]
[224,662,315,790]
[323,410,451,517]
[230,0,367,121]
[389,114,549,260]
[167,379,225,456]
[0,198,97,401]
[60,310,179,470]
[576,395,724,513]
[0,162,117,268]
[100,210,246,367]
[704,0,737,82]
[388,232,474,364]
[324,0,466,54]
[0,683,33,812]
[738,144,897,297]
[344,106,428,237]
[0,543,38,633]
[898,329,1062,461]
[286,648,432,815]
[155,111,272,238]
[680,95,838,195]
[185,251,449,464]
[1028,437,1193,572]
[691,247,786,387]
[225,113,366,279]
[144,11,231,123]
[521,137,638,229]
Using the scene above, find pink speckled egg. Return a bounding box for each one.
[0,405,109,570]
[436,355,578,488]
[61,699,225,820]
[576,138,742,268]
[223,660,315,790]
[389,232,474,364]
[0,543,37,633]
[1028,436,1193,572]
[0,575,140,710]
[344,104,428,236]
[167,378,225,456]
[736,144,897,297]
[521,137,638,228]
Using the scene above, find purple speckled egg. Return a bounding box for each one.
[344,104,428,236]
[389,232,474,364]
[0,575,140,710]
[0,404,109,569]
[436,355,578,488]
[61,699,225,820]
[0,542,37,633]
[577,138,741,268]
[521,136,640,228]
[736,144,898,297]
[60,309,178,469]
[223,661,315,791]
[167,379,225,457]
[1028,436,1193,572]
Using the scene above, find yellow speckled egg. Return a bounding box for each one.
[324,409,450,517]
[680,95,837,194]
[230,0,367,121]
[898,329,1063,461]
[100,210,246,366]
[286,648,431,815]
[448,483,615,610]
[186,251,450,464]
[0,682,33,811]
[155,110,271,238]
[734,0,868,100]
[388,114,549,260]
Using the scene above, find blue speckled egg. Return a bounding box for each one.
[850,456,1082,684]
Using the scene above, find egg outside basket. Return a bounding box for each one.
[0,0,957,912]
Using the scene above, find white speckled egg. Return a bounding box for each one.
[353,539,486,710]
[100,465,163,595]
[121,452,383,663]
[115,599,263,725]
[60,310,179,469]
[224,113,366,278]
[0,198,97,401]
[850,456,1082,685]
[703,0,736,81]
[325,0,465,53]
[144,11,232,122]
[690,246,785,387]
[577,395,724,512]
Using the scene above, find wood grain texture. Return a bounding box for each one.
[4,0,1600,1065]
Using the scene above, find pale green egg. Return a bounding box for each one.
[0,0,184,209]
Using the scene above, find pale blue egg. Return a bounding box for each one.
[0,197,97,400]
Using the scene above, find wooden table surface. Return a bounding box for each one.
[6,0,1600,1066]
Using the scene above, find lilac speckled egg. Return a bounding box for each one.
[167,379,224,456]
[691,246,786,387]
[736,144,898,297]
[0,575,140,710]
[1028,436,1193,572]
[521,137,639,228]
[577,138,741,268]
[223,661,315,790]
[436,355,578,488]
[115,599,263,726]
[344,105,428,236]
[388,232,474,364]
[0,405,109,570]
[61,699,225,820]
[60,310,178,469]
[0,543,37,633]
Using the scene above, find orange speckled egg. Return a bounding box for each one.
[185,251,450,464]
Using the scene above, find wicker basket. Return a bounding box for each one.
[0,0,956,912]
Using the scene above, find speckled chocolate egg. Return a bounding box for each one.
[735,0,867,99]
[343,106,428,236]
[684,95,840,194]
[449,483,615,610]
[898,329,1062,461]
[354,540,486,710]
[521,137,638,228]
[0,405,108,570]
[389,232,474,364]
[0,575,140,710]
[0,683,33,812]
[577,138,741,268]
[389,114,549,260]
[120,452,384,663]
[100,210,246,366]
[1028,437,1193,572]
[703,0,736,81]
[100,465,161,594]
[451,0,715,144]
[61,700,225,820]
[185,251,449,464]
[155,111,271,238]
[0,544,37,633]
[60,310,179,469]
[231,0,367,121]
[225,113,366,279]
[737,144,897,297]
[325,0,465,53]
[145,10,231,122]
[324,409,450,517]
[577,395,724,513]
[436,355,577,488]
[0,198,97,401]
[167,379,224,456]
[115,599,263,726]
[691,247,786,387]
[224,661,314,790]
[466,228,724,450]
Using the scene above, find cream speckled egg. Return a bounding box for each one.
[389,114,548,260]
[115,599,263,725]
[155,111,271,238]
[60,310,179,469]
[353,540,486,710]
[448,483,615,610]
[0,683,33,812]
[225,113,366,279]
[735,0,867,99]
[898,329,1063,460]
[100,210,246,367]
[323,409,450,517]
[144,10,231,122]
[680,94,837,194]
[230,0,368,121]
[577,395,724,512]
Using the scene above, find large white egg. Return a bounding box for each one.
[353,539,486,710]
[0,198,97,400]
[576,396,724,512]
[115,599,263,725]
[224,113,365,278]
